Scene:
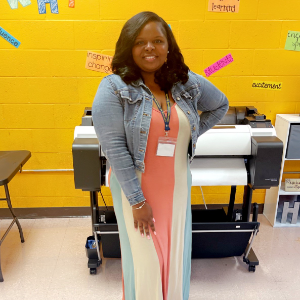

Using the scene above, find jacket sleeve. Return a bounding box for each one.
[92,77,146,206]
[196,75,229,136]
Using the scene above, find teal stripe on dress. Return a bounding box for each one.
[110,172,136,300]
[182,159,192,300]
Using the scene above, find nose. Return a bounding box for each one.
[145,41,155,51]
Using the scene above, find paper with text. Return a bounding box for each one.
[208,0,240,13]
[204,54,234,77]
[85,51,113,74]
[285,31,300,52]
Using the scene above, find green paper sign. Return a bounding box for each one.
[284,31,300,52]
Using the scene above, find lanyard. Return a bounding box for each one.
[153,93,171,136]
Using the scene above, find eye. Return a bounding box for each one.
[154,39,163,44]
[135,40,144,45]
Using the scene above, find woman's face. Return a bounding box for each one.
[132,21,168,75]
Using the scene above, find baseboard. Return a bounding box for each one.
[0,207,91,219]
[0,204,264,219]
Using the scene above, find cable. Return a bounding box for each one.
[200,186,207,210]
[99,189,109,211]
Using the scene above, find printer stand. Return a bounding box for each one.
[243,247,259,272]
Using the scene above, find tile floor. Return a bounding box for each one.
[0,214,300,300]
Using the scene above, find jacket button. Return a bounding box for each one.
[193,126,196,131]
[176,97,180,101]
[187,111,191,115]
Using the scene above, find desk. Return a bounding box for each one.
[0,150,31,282]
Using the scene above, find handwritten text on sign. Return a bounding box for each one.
[208,0,240,13]
[252,81,282,91]
[204,54,233,77]
[85,51,113,74]
[285,31,300,52]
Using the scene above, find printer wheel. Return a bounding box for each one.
[90,268,97,275]
[248,265,256,272]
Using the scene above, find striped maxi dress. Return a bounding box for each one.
[108,103,192,300]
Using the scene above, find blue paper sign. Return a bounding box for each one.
[7,0,31,9]
[37,0,58,14]
[0,27,21,48]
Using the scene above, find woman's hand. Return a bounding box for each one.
[132,202,156,239]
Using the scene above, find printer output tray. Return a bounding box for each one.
[192,209,259,258]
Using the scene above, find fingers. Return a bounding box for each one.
[135,219,156,239]
[134,220,138,232]
[138,222,144,237]
[150,221,156,236]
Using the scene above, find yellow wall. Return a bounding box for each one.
[0,0,299,209]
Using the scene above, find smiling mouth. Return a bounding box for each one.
[143,56,157,62]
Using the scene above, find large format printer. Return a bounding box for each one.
[72,106,283,274]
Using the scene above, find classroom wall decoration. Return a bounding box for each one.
[208,0,240,13]
[85,51,113,74]
[68,0,74,8]
[285,31,300,52]
[204,54,234,77]
[37,0,58,14]
[252,80,282,91]
[7,0,31,9]
[0,26,21,48]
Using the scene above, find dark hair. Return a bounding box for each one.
[112,11,189,91]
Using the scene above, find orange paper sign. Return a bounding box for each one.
[208,0,240,13]
[68,0,75,8]
[85,51,113,74]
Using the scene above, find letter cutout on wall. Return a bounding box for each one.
[68,0,75,8]
[204,54,234,77]
[85,51,113,74]
[0,26,21,48]
[37,0,58,14]
[7,0,31,9]
[285,31,300,52]
[208,0,240,13]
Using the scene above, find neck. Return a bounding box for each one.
[141,72,159,90]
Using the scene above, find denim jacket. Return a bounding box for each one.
[92,71,229,206]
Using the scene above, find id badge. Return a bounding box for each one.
[156,137,177,157]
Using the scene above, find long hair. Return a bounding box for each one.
[112,11,189,91]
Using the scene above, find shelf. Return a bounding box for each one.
[279,183,300,195]
[284,158,300,161]
[274,222,300,228]
[275,212,300,227]
[264,114,300,227]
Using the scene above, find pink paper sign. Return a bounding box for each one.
[204,54,233,77]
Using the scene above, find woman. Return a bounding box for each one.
[92,11,229,300]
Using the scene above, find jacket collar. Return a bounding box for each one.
[131,78,180,88]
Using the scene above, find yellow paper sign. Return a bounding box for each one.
[252,81,282,91]
[208,0,240,13]
[85,51,113,74]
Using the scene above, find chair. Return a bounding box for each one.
[0,151,31,282]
